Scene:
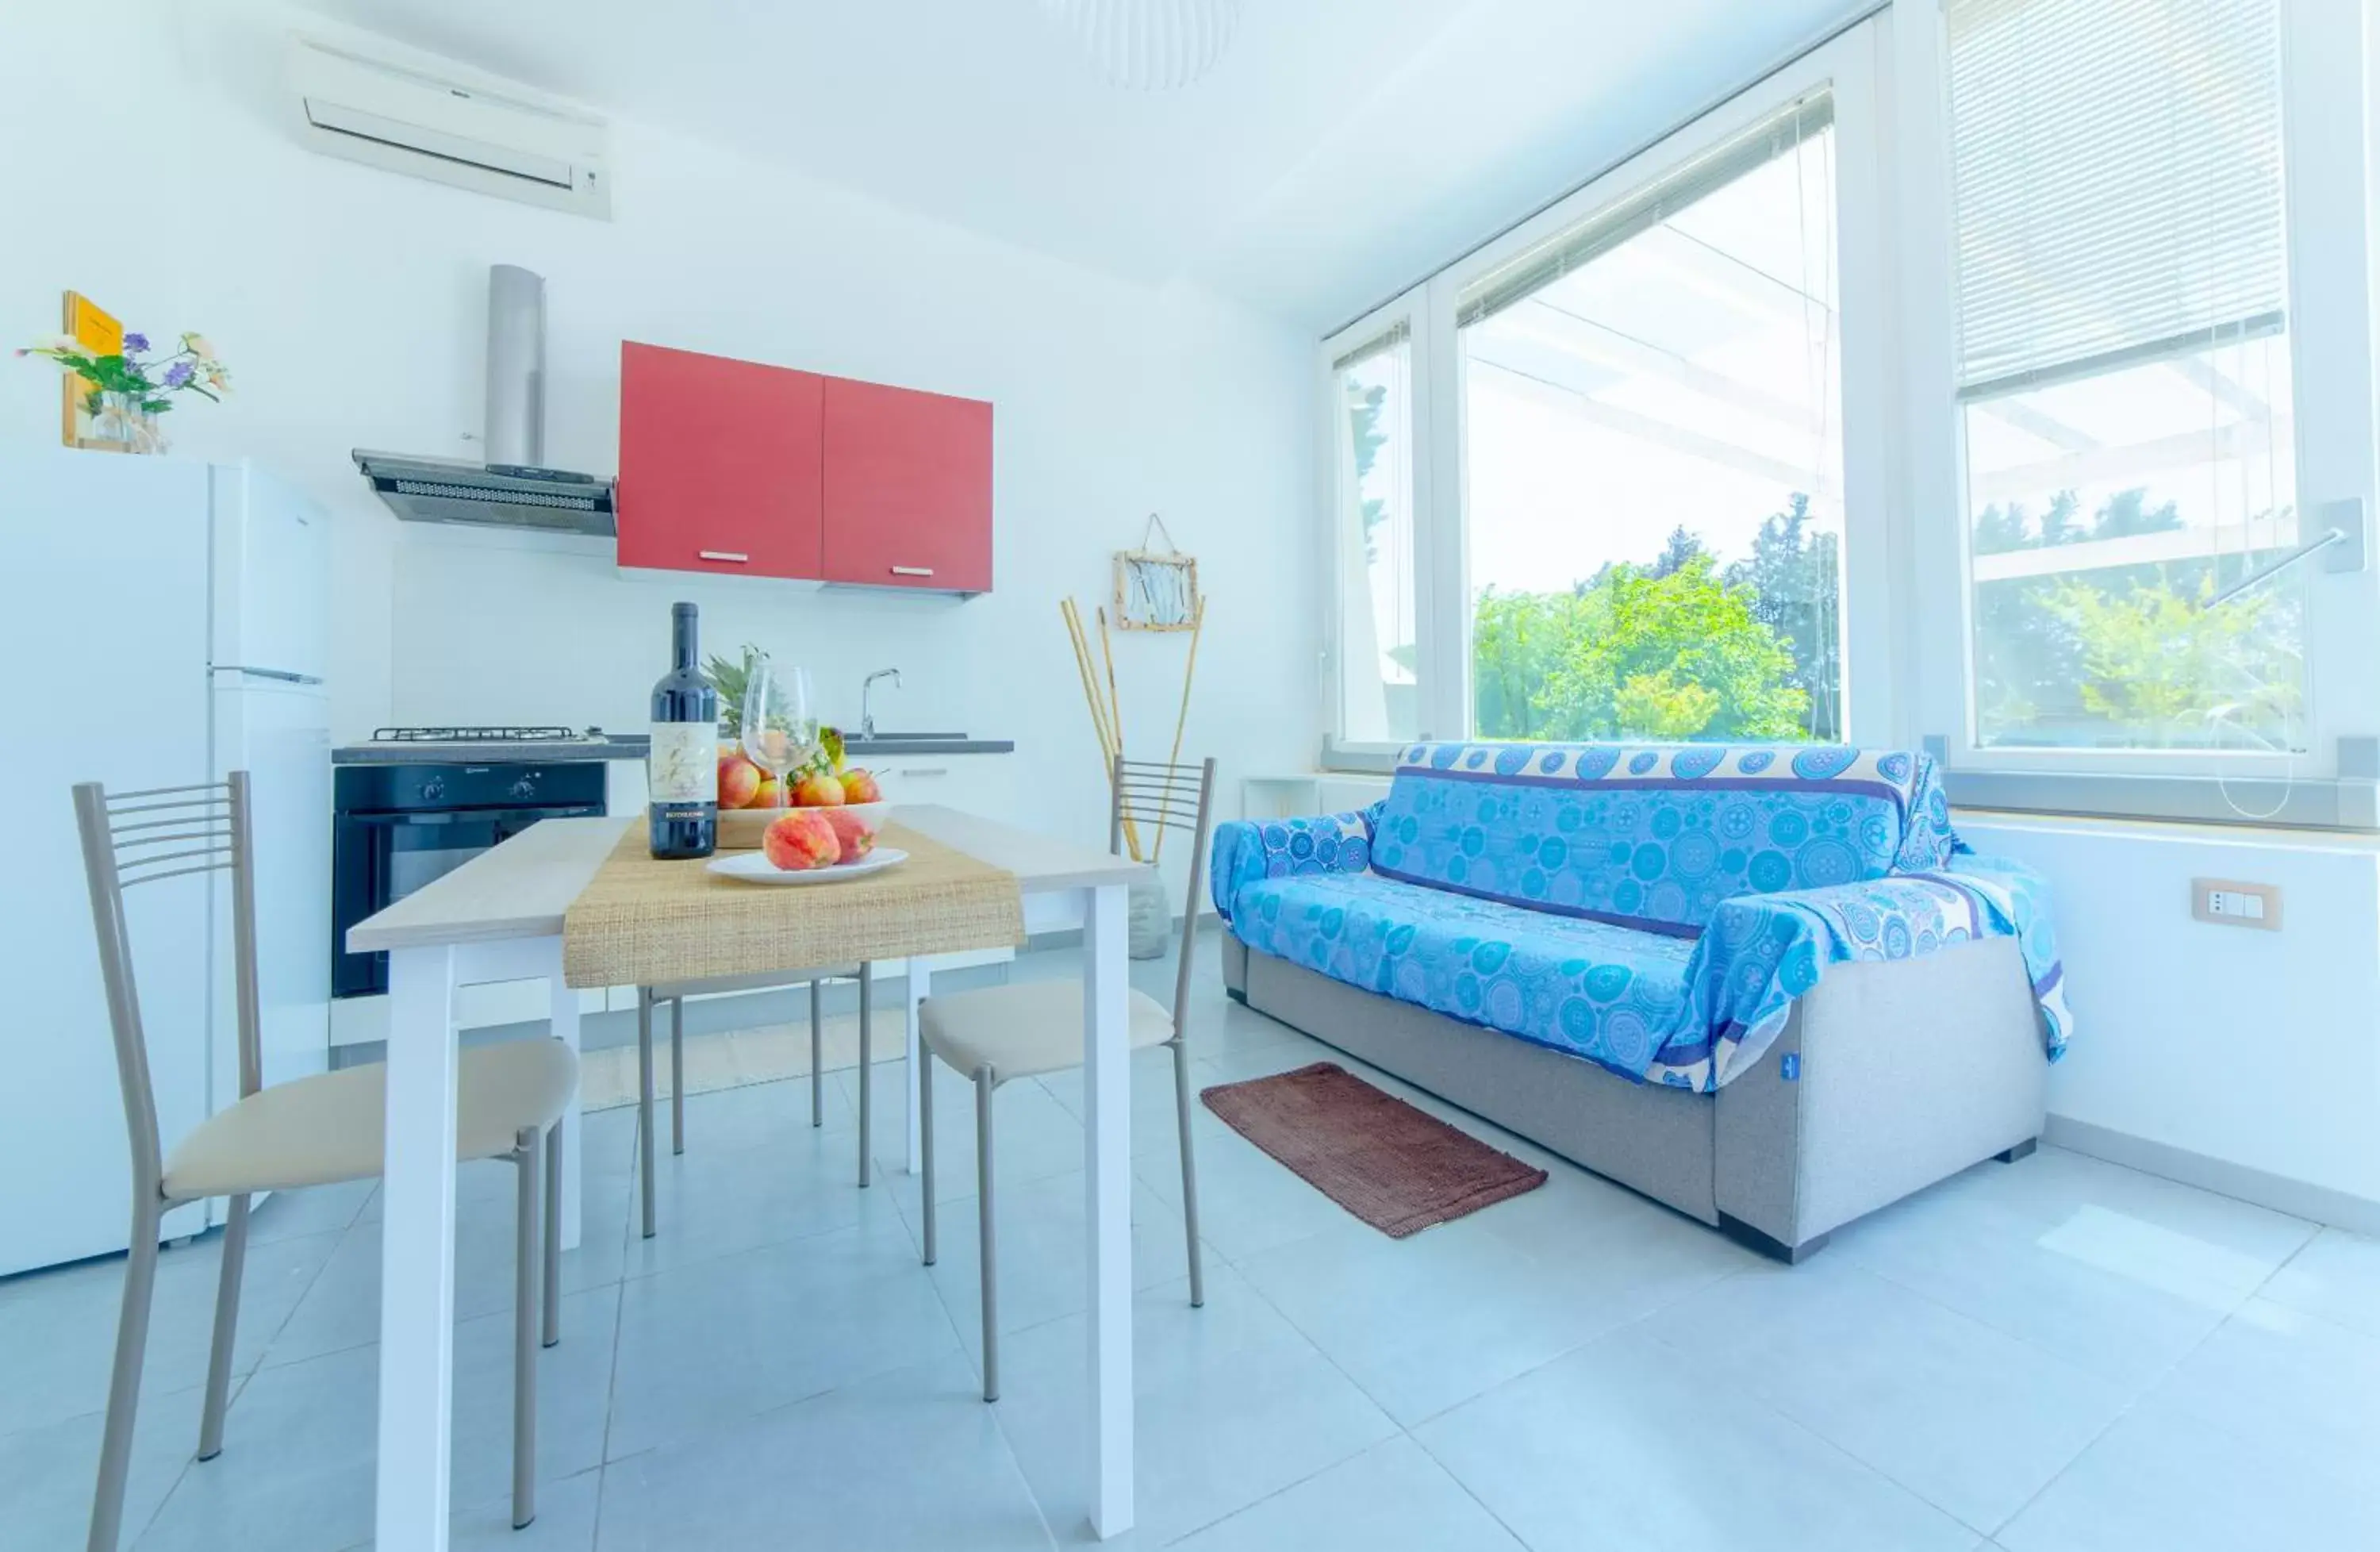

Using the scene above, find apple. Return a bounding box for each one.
[762,809,841,870]
[839,767,882,804]
[820,807,876,861]
[750,775,784,809]
[793,770,846,807]
[717,752,762,810]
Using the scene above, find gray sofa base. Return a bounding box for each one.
[1222,932,2046,1259]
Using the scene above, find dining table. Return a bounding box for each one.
[344,802,1153,1547]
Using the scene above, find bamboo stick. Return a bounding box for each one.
[1061,600,1116,763]
[1063,598,1142,858]
[1151,593,1208,861]
[1096,606,1143,861]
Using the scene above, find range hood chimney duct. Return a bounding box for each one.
[484,263,545,468]
[351,263,616,536]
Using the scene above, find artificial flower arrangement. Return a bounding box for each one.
[17,328,231,451]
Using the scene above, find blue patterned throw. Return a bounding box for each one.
[1213,743,2069,1093]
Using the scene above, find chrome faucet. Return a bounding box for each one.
[860,668,902,740]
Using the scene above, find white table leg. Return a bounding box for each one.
[1082,882,1133,1538]
[545,941,582,1252]
[378,943,460,1552]
[904,956,931,1174]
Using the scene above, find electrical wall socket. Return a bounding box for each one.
[2193,878,2282,931]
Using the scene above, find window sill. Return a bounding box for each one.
[1941,769,2377,834]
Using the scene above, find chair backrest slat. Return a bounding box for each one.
[71,772,263,1208]
[1105,755,1222,1046]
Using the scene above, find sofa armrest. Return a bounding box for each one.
[1681,874,2022,1089]
[1210,808,1378,922]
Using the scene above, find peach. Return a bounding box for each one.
[750,775,784,809]
[762,809,841,870]
[793,770,845,807]
[838,767,882,803]
[820,806,876,861]
[717,752,762,810]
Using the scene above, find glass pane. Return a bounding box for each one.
[1334,333,1420,743]
[1964,333,2306,752]
[1461,104,1845,743]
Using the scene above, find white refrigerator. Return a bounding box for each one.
[0,451,331,1275]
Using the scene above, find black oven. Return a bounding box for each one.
[332,760,608,997]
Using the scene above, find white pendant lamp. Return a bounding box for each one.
[1039,0,1243,90]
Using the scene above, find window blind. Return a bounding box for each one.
[1945,0,2286,401]
[1455,94,1835,329]
[1330,319,1410,375]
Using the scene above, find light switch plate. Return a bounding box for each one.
[2193,877,2282,931]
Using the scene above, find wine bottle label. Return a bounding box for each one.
[648,722,718,804]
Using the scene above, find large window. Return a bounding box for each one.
[1320,1,2378,822]
[1457,96,1845,743]
[1330,320,1422,744]
[1947,0,2307,758]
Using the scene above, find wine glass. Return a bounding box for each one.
[739,652,816,808]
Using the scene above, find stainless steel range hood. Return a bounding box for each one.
[354,264,616,536]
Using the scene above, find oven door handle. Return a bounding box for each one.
[344,805,605,827]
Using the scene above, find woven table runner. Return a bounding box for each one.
[562,821,1025,989]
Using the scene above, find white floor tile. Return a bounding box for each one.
[1997,1396,2380,1552]
[1234,1211,1623,1427]
[988,1262,1399,1546]
[1415,1333,1978,1552]
[2260,1227,2380,1339]
[0,1382,206,1552]
[2145,1297,2380,1482]
[139,1285,619,1552]
[1165,1435,1525,1552]
[606,1219,959,1461]
[1830,1147,2312,1389]
[596,1353,1052,1551]
[904,1167,1196,1370]
[1643,1258,2132,1535]
[0,1228,340,1437]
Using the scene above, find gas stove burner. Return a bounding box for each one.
[370,725,591,743]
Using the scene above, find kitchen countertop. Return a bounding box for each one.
[334,736,651,765]
[332,734,1015,765]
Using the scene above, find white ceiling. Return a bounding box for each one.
[283,0,1864,331]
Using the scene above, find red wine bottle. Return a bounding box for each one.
[647,602,718,859]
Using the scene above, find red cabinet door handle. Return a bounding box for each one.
[698,551,750,563]
[889,565,935,577]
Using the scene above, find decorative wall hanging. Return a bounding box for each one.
[19,296,232,455]
[1113,513,1200,632]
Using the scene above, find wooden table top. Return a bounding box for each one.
[346,804,1152,955]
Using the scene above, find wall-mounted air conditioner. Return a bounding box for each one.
[286,34,612,220]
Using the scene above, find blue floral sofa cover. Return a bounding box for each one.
[1212,743,2069,1094]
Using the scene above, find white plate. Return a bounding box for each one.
[706,847,909,885]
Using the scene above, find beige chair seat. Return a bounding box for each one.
[163,1039,578,1200]
[919,980,1174,1083]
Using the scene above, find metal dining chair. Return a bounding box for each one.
[631,964,879,1238]
[73,774,577,1548]
[916,755,1215,1401]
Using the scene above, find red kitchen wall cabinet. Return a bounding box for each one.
[822,377,994,593]
[616,341,825,579]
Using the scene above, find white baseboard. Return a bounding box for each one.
[2044,1114,2380,1236]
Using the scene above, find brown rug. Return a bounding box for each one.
[1200,1062,1548,1238]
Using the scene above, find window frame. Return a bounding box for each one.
[1898,0,2380,819]
[1318,21,1898,763]
[1319,285,1437,759]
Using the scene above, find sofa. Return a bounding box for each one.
[1211,743,2071,1261]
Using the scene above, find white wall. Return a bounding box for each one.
[1963,815,2380,1211]
[0,2,1317,885]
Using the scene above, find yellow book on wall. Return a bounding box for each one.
[61,290,123,448]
